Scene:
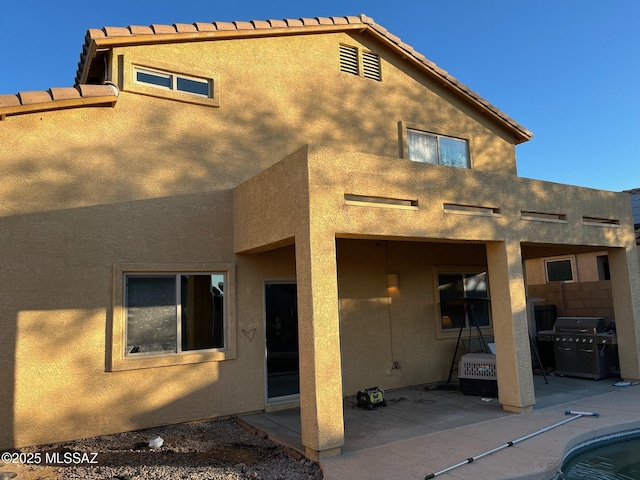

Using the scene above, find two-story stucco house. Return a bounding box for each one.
[1,14,639,460]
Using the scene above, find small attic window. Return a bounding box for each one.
[134,67,211,97]
[339,44,381,81]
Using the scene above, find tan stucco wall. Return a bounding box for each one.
[234,143,640,412]
[336,239,488,395]
[1,28,638,452]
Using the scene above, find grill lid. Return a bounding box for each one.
[553,317,606,334]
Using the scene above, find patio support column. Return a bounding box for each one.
[608,246,640,381]
[295,232,344,460]
[486,240,535,412]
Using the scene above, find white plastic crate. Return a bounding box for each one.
[459,353,497,380]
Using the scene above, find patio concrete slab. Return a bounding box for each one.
[240,375,640,479]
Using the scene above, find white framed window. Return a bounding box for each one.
[407,129,470,168]
[122,58,220,107]
[134,66,211,97]
[437,269,491,331]
[545,258,575,282]
[125,273,225,356]
[110,263,235,371]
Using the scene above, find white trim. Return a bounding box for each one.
[133,65,211,97]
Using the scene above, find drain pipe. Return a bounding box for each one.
[424,410,600,479]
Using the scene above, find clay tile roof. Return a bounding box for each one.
[77,84,118,97]
[193,22,217,32]
[267,19,287,28]
[284,18,304,27]
[233,21,253,30]
[213,21,236,31]
[344,15,363,24]
[86,28,105,40]
[49,87,81,101]
[300,18,320,26]
[0,94,21,108]
[0,84,118,119]
[102,26,131,37]
[174,23,197,33]
[316,17,334,26]
[69,13,532,142]
[251,20,271,30]
[330,16,349,25]
[150,24,177,34]
[19,90,53,105]
[129,25,154,35]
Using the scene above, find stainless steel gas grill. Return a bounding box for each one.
[552,317,617,380]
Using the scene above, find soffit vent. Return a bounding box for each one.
[362,51,381,81]
[339,44,359,76]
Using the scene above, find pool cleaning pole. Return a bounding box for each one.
[424,410,600,479]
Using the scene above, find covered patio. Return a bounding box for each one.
[239,375,630,456]
[233,144,640,460]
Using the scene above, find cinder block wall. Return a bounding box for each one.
[528,281,614,321]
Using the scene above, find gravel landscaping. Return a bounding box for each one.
[0,419,322,480]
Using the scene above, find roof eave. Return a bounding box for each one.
[0,84,119,120]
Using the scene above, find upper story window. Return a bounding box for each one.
[122,58,220,108]
[134,66,211,97]
[407,129,470,168]
[339,44,381,81]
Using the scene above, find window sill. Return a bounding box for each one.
[123,83,220,107]
[110,349,233,371]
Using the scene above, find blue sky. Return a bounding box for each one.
[1,0,638,192]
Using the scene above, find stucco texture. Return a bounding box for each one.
[1,26,639,458]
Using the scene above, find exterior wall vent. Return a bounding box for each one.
[344,194,418,209]
[582,216,620,227]
[362,51,381,81]
[443,203,500,217]
[339,44,359,76]
[520,211,567,223]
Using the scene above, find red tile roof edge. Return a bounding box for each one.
[73,13,532,142]
[0,84,118,117]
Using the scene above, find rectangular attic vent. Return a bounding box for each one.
[362,51,381,81]
[340,44,381,81]
[339,44,359,76]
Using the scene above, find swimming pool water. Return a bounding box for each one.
[561,431,640,479]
